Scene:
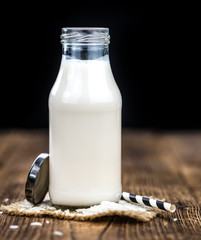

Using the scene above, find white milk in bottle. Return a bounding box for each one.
[49,28,122,206]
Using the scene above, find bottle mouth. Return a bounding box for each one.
[61,27,110,45]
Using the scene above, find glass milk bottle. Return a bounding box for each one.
[49,28,122,206]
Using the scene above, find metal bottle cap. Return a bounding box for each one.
[25,153,49,205]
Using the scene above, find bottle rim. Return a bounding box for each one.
[61,27,110,45]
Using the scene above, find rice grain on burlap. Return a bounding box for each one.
[0,194,159,222]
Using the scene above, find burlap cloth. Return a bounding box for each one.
[0,193,161,222]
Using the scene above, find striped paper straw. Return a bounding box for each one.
[121,192,176,213]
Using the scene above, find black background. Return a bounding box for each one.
[1,6,199,129]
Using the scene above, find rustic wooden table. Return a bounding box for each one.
[0,129,201,239]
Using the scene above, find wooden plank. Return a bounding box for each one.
[119,130,201,240]
[0,129,201,240]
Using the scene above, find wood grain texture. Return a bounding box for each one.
[0,129,201,240]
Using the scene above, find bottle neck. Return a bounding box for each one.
[62,44,109,61]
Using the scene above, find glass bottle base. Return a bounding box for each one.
[49,186,122,207]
